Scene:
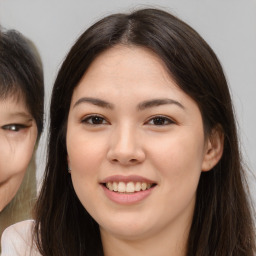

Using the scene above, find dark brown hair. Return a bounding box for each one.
[0,29,44,136]
[34,8,255,255]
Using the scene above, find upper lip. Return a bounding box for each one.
[100,175,156,184]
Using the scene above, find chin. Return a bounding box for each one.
[99,216,155,240]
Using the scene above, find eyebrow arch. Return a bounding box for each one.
[137,98,185,111]
[73,97,114,109]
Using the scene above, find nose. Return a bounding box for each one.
[107,124,145,166]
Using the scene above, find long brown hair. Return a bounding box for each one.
[34,8,255,255]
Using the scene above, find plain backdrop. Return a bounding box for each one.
[1,0,255,205]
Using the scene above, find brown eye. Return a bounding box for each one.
[82,115,108,125]
[146,116,174,126]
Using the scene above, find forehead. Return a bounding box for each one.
[85,45,171,82]
[73,46,180,96]
[71,45,195,108]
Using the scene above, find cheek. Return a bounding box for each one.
[67,133,106,194]
[67,130,108,175]
[0,131,37,183]
[67,130,109,213]
[142,131,205,225]
[149,130,205,190]
[0,131,36,210]
[154,128,204,167]
[69,145,102,214]
[0,172,25,211]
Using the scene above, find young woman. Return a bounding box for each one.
[2,8,255,256]
[0,29,44,245]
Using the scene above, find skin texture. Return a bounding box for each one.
[66,46,223,256]
[0,97,37,212]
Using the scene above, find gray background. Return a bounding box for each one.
[0,0,255,206]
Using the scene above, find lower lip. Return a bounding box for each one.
[101,185,155,205]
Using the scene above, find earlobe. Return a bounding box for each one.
[202,125,224,172]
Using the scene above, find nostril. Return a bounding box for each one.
[110,158,138,165]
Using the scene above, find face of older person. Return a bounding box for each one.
[0,96,37,212]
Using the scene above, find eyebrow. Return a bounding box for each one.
[73,97,114,109]
[73,97,185,111]
[137,98,185,111]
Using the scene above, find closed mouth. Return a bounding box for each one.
[102,181,156,193]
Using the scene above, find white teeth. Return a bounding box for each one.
[118,182,126,192]
[106,182,113,191]
[113,182,118,192]
[141,182,147,191]
[126,182,135,193]
[105,181,153,193]
[135,182,141,192]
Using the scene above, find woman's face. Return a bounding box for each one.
[66,46,214,241]
[0,96,37,211]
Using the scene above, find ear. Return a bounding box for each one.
[201,125,224,172]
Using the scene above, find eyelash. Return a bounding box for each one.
[81,115,175,126]
[1,124,28,132]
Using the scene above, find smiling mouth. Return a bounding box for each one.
[103,181,156,193]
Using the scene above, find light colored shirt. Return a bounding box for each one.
[1,220,41,256]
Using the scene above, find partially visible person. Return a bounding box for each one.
[0,28,44,250]
[2,8,255,256]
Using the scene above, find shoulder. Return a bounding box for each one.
[1,220,41,256]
